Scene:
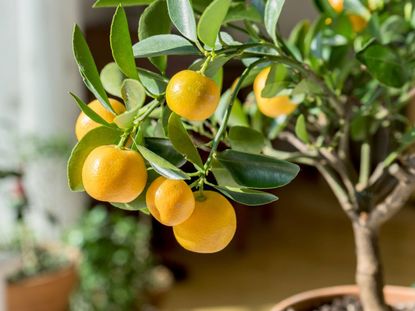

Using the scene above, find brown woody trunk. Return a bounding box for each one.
[353,223,389,311]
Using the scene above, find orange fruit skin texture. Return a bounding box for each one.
[348,14,368,32]
[166,70,220,121]
[173,191,237,254]
[253,67,297,118]
[82,145,147,203]
[146,177,195,226]
[328,0,344,13]
[75,99,125,141]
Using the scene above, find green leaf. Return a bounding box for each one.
[295,114,309,143]
[166,0,197,42]
[264,0,285,43]
[216,149,299,189]
[72,25,113,113]
[110,6,138,79]
[144,137,186,167]
[197,0,231,47]
[211,159,239,187]
[133,34,198,58]
[113,106,139,129]
[344,0,370,19]
[100,62,125,97]
[357,43,408,88]
[189,55,231,78]
[168,113,203,168]
[136,144,190,180]
[121,79,146,110]
[67,126,122,191]
[229,126,265,154]
[138,0,171,73]
[261,64,289,98]
[70,93,115,128]
[214,89,249,127]
[93,0,154,7]
[213,185,278,206]
[224,3,262,23]
[137,68,168,96]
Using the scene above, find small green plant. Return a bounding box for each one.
[68,206,156,311]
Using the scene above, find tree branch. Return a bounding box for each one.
[369,163,415,228]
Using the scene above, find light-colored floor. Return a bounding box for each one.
[161,175,415,311]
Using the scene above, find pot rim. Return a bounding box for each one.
[272,285,415,311]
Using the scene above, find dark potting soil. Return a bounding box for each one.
[285,296,415,311]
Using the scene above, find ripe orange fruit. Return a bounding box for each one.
[146,177,195,226]
[328,0,343,13]
[348,14,368,32]
[173,191,236,253]
[253,67,297,118]
[82,145,147,203]
[75,99,125,141]
[166,70,220,121]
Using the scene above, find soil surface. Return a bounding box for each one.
[285,296,415,311]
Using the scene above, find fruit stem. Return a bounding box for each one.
[198,54,212,76]
[202,59,266,174]
[117,131,130,148]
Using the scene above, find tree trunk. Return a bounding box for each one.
[353,223,389,311]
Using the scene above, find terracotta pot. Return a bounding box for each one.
[272,285,415,311]
[6,263,77,311]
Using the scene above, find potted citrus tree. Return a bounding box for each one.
[68,0,415,310]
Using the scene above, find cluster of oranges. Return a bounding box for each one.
[74,67,295,253]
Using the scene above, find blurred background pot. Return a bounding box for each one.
[271,285,415,311]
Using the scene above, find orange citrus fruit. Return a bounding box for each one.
[173,191,236,253]
[328,0,343,13]
[82,145,147,203]
[146,177,195,226]
[75,99,125,141]
[253,67,297,118]
[348,14,368,32]
[166,70,220,121]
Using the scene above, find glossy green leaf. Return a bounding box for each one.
[110,5,138,79]
[113,106,139,129]
[121,79,146,110]
[344,0,370,19]
[70,93,115,128]
[214,89,249,127]
[137,68,168,96]
[138,0,171,73]
[100,62,125,97]
[261,64,289,98]
[136,145,189,180]
[211,159,239,187]
[295,114,309,143]
[213,185,278,206]
[144,137,186,167]
[72,25,113,113]
[68,126,122,191]
[224,3,262,23]
[197,0,231,47]
[229,126,265,154]
[168,113,203,168]
[166,0,197,42]
[357,43,407,88]
[189,55,231,78]
[93,0,154,7]
[133,34,198,58]
[264,0,285,43]
[216,149,300,189]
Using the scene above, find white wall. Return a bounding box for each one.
[0,0,87,242]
